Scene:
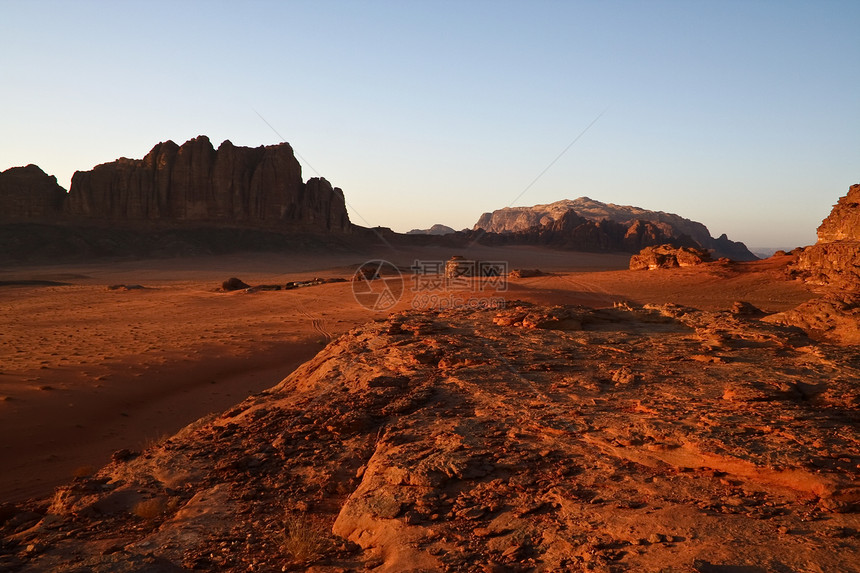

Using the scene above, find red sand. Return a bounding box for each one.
[0,249,811,503]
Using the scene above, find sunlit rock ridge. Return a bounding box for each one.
[474,197,756,260]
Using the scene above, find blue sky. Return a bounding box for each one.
[2,1,858,248]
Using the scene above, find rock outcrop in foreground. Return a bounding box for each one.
[790,183,860,291]
[3,304,858,572]
[66,136,350,232]
[768,183,860,344]
[474,198,756,261]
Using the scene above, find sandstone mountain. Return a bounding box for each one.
[474,198,756,260]
[0,137,353,261]
[0,137,350,233]
[65,136,350,232]
[464,209,701,254]
[3,304,858,572]
[406,224,457,236]
[0,165,67,219]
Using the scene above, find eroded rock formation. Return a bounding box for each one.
[474,197,756,260]
[767,183,860,344]
[629,244,713,270]
[816,184,860,243]
[3,304,858,571]
[790,184,860,290]
[0,165,67,219]
[65,136,350,232]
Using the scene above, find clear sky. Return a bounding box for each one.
[2,1,858,249]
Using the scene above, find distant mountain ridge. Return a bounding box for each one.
[474,197,757,260]
[406,224,456,236]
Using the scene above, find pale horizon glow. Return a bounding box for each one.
[2,1,858,250]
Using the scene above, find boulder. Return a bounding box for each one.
[221,277,250,291]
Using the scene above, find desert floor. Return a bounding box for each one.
[0,246,812,503]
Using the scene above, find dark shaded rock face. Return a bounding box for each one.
[474,197,757,260]
[0,165,67,219]
[65,136,350,232]
[629,244,712,270]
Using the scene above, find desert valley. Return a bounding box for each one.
[0,138,858,572]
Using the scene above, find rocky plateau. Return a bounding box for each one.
[473,199,756,261]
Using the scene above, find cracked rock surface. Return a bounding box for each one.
[2,303,858,572]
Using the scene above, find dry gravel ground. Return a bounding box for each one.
[3,249,854,572]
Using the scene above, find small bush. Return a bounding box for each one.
[282,514,330,562]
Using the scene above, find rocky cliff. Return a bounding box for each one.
[790,183,860,291]
[475,198,756,260]
[766,183,860,344]
[0,165,67,219]
[816,184,860,243]
[64,136,350,232]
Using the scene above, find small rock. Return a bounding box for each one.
[647,533,665,544]
[222,277,250,291]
